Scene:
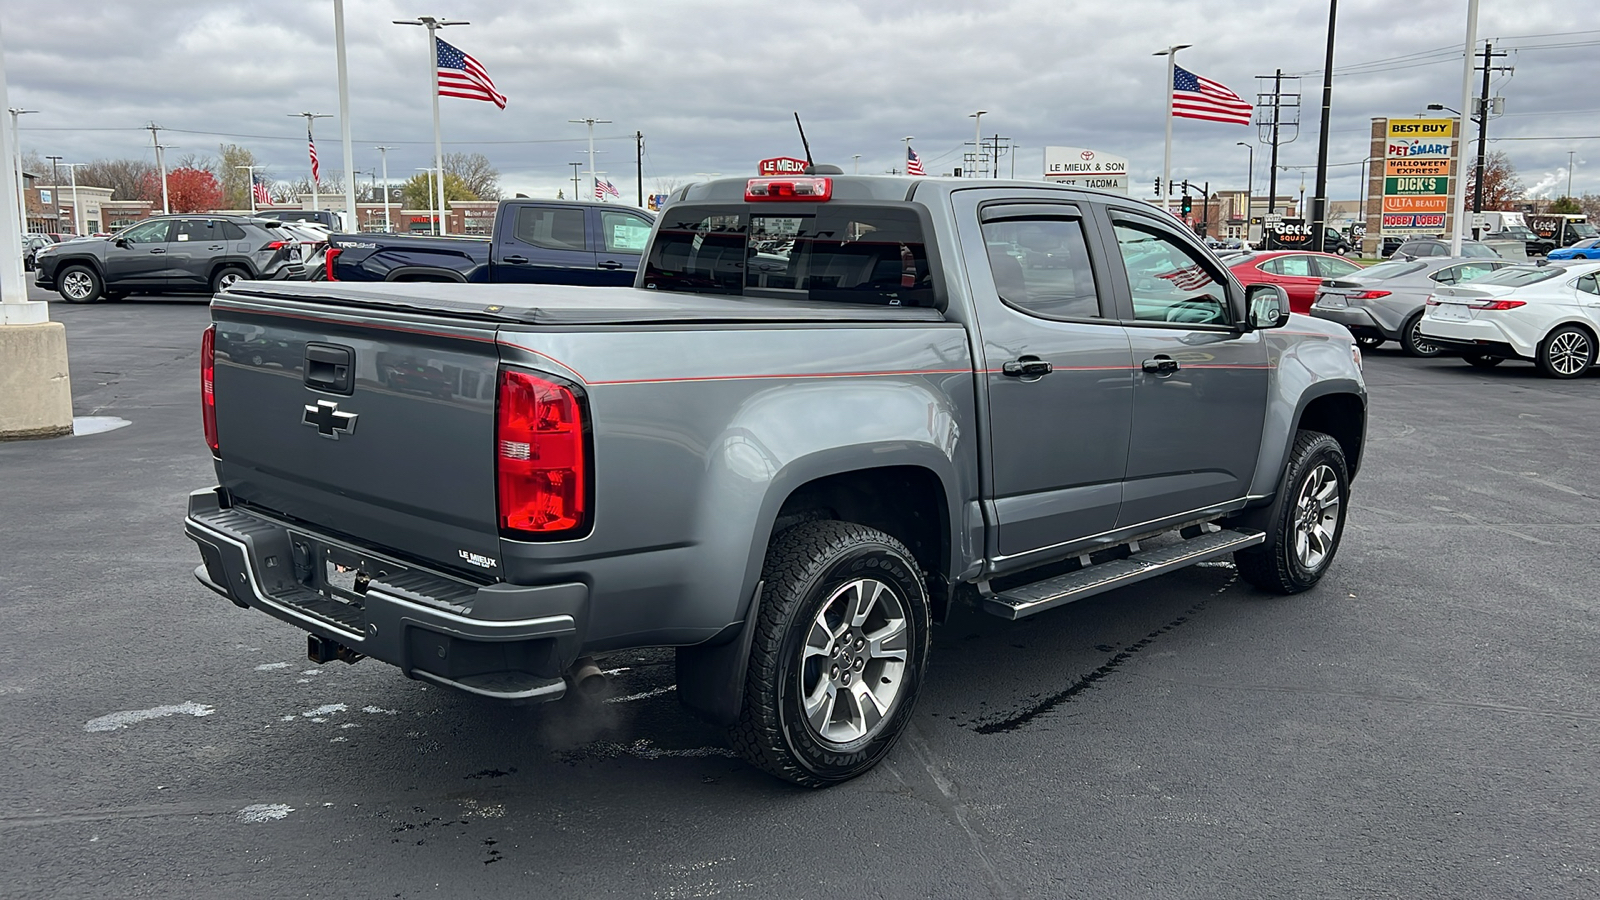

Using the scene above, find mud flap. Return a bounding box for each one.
[674,582,763,727]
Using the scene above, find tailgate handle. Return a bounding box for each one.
[304,343,355,395]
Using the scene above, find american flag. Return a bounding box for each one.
[252,175,271,205]
[1160,264,1219,293]
[307,126,319,181]
[594,177,620,200]
[1172,65,1253,125]
[906,146,926,176]
[437,38,507,109]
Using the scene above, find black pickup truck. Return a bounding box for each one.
[327,199,655,284]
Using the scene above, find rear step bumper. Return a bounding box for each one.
[184,488,583,701]
[983,528,1264,620]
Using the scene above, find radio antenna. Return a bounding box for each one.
[794,112,814,171]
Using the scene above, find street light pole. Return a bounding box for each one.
[1449,0,1479,256]
[569,117,611,199]
[415,167,437,234]
[1236,141,1253,240]
[375,146,392,232]
[568,162,581,200]
[8,107,36,233]
[1153,45,1191,214]
[968,112,986,177]
[395,16,468,236]
[61,163,84,235]
[333,0,358,231]
[44,154,61,233]
[146,123,170,214]
[234,164,261,213]
[852,154,861,174]
[1568,150,1576,200]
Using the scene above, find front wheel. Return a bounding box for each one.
[1401,313,1443,357]
[1235,430,1349,594]
[57,265,102,303]
[1537,325,1594,379]
[730,520,930,788]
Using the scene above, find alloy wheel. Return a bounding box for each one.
[798,578,909,747]
[1292,463,1342,571]
[61,271,94,300]
[1408,320,1438,356]
[1546,330,1592,376]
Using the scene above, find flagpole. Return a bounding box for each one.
[1154,44,1191,215]
[334,0,357,231]
[427,23,446,235]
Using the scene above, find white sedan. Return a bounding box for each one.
[1419,261,1600,378]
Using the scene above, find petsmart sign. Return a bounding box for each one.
[1043,147,1129,194]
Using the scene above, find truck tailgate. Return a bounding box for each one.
[211,295,504,579]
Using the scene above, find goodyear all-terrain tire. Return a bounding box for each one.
[1234,430,1349,595]
[729,520,930,788]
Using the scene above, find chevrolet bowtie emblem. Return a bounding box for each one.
[302,399,358,439]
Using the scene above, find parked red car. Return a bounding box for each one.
[1228,250,1364,314]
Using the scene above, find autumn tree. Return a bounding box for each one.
[1549,196,1582,215]
[1463,151,1523,210]
[443,152,500,200]
[219,144,267,209]
[399,171,477,209]
[141,167,223,212]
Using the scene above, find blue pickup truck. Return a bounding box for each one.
[327,199,655,284]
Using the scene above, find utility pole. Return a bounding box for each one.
[1254,70,1301,218]
[1568,150,1576,199]
[969,111,986,177]
[44,154,62,232]
[1471,40,1512,232]
[989,134,1012,179]
[1309,0,1338,255]
[569,162,582,201]
[568,117,611,199]
[635,131,644,207]
[375,146,393,232]
[147,123,170,215]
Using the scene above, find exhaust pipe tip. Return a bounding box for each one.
[567,656,607,696]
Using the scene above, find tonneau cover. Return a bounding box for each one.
[224,281,945,325]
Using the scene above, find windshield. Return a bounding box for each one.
[643,204,934,307]
[1474,266,1563,288]
[1458,242,1500,259]
[1571,223,1599,239]
[1500,227,1537,240]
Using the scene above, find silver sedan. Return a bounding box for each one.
[1310,256,1512,356]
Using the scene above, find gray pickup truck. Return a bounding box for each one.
[185,172,1366,787]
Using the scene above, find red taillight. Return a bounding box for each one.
[201,325,218,455]
[745,177,833,202]
[324,246,341,280]
[264,240,288,250]
[1425,297,1440,306]
[1350,290,1391,300]
[496,369,588,536]
[1470,299,1526,310]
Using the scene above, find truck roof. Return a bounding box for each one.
[674,174,1135,207]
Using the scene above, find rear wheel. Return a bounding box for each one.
[1463,354,1504,369]
[1354,335,1384,350]
[1235,430,1349,595]
[1401,313,1443,357]
[211,266,248,294]
[730,520,930,788]
[57,265,102,303]
[1537,325,1594,379]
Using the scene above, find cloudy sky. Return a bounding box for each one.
[5,1,1594,205]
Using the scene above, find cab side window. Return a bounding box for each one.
[980,217,1102,319]
[513,207,588,251]
[1113,220,1230,325]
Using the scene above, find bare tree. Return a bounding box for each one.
[1578,193,1600,222]
[443,152,500,200]
[1463,151,1524,211]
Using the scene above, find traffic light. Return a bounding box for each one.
[1154,177,1162,195]
[1181,194,1193,215]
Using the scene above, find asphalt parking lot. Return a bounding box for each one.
[4,288,1599,899]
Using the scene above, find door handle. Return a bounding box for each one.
[598,260,624,270]
[1001,357,1053,378]
[1142,356,1180,374]
[502,255,529,264]
[208,245,225,250]
[149,248,166,254]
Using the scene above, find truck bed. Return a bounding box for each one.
[227,282,947,325]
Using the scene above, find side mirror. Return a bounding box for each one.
[113,238,129,248]
[1246,283,1291,329]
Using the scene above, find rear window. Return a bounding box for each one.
[1475,266,1562,287]
[1353,260,1424,280]
[643,204,934,307]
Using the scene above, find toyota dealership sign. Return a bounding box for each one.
[1043,147,1129,194]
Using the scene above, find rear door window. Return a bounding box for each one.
[1261,255,1315,277]
[174,219,220,243]
[512,207,589,251]
[1312,256,1361,278]
[600,211,653,253]
[979,216,1103,319]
